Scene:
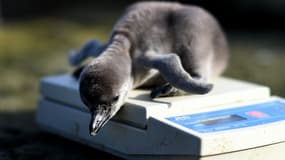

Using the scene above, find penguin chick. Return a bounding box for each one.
[79,35,132,135]
[71,2,229,136]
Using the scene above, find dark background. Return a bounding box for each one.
[2,0,285,30]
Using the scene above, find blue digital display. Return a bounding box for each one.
[166,100,285,133]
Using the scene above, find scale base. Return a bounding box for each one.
[37,102,285,160]
[36,74,285,160]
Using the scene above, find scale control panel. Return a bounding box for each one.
[167,99,285,133]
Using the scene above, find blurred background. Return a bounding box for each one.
[0,0,284,159]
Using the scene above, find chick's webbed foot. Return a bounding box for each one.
[150,83,182,98]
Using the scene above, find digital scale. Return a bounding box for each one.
[36,74,285,160]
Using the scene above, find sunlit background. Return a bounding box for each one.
[0,0,284,159]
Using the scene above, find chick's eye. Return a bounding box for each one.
[112,96,119,102]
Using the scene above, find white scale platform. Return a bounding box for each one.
[36,74,285,160]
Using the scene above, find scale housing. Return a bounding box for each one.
[36,74,285,160]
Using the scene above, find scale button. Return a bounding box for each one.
[246,111,267,118]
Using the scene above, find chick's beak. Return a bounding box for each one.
[89,105,111,136]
